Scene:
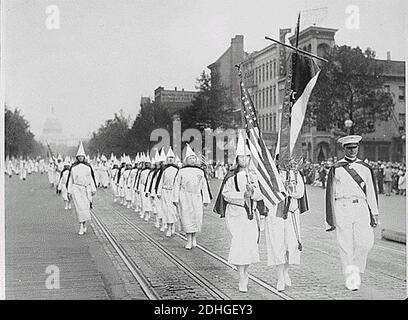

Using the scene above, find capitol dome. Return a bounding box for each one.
[42,117,63,135]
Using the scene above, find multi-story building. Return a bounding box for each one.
[210,26,406,162]
[207,35,245,123]
[154,86,198,115]
[241,43,281,153]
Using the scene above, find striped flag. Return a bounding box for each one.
[278,51,321,162]
[240,80,286,208]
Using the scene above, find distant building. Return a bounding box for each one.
[39,107,82,147]
[154,86,198,114]
[207,35,245,123]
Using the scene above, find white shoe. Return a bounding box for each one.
[239,279,248,292]
[171,224,176,234]
[192,237,197,247]
[126,204,131,209]
[166,229,172,237]
[83,226,87,233]
[64,206,68,210]
[155,221,160,228]
[68,204,72,210]
[160,225,166,232]
[277,276,285,291]
[185,243,192,250]
[144,215,149,222]
[113,198,117,203]
[345,265,361,291]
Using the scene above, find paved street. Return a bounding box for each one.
[4,173,407,300]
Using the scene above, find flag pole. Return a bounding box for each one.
[264,37,328,62]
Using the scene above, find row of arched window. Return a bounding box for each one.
[253,85,277,109]
[258,113,278,133]
[253,60,278,84]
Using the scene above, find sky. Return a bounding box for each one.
[3,0,407,140]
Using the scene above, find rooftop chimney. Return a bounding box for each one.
[387,51,391,61]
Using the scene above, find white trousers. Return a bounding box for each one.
[334,198,374,274]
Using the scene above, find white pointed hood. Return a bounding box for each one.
[76,141,86,157]
[235,131,251,157]
[184,143,197,161]
[167,146,176,158]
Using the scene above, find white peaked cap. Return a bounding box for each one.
[338,135,362,146]
[110,153,114,161]
[125,156,131,165]
[63,156,70,165]
[167,146,176,158]
[184,143,197,161]
[57,154,63,161]
[235,131,251,156]
[76,141,86,157]
[97,157,101,162]
[145,153,151,163]
[101,154,107,162]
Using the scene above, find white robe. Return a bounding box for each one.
[157,165,179,224]
[138,169,153,212]
[110,168,119,197]
[172,166,211,233]
[265,171,304,266]
[121,168,132,201]
[57,169,70,201]
[222,170,262,265]
[67,163,97,223]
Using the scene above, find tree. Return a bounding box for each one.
[307,45,394,135]
[126,101,172,154]
[87,110,130,156]
[179,71,236,132]
[5,106,45,158]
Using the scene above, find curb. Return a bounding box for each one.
[381,229,406,244]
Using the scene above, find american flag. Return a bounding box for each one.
[240,80,286,207]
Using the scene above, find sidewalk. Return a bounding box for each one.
[5,174,117,299]
[378,193,406,244]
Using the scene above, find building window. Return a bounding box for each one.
[266,64,269,81]
[258,91,261,109]
[266,89,269,108]
[270,61,273,79]
[399,113,405,128]
[273,85,277,105]
[273,113,277,132]
[262,65,265,82]
[399,86,405,100]
[273,61,277,79]
[259,67,262,83]
[262,89,265,108]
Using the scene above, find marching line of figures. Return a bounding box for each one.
[28,133,380,295]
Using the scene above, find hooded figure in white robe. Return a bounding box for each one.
[213,132,266,293]
[172,144,212,249]
[156,146,179,236]
[67,142,97,235]
[58,158,72,210]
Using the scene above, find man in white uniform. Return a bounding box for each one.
[67,142,97,235]
[326,135,379,291]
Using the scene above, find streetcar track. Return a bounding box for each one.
[114,209,231,300]
[111,206,294,300]
[90,210,160,300]
[173,232,294,300]
[92,204,231,300]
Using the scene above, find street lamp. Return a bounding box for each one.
[344,119,353,135]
